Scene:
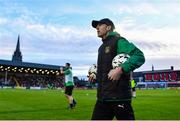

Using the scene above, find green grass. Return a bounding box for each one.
[0,88,180,120]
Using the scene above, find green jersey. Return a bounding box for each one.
[64,68,74,86]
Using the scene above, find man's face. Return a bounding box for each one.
[96,23,109,39]
[65,64,69,68]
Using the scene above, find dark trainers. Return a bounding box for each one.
[67,104,74,109]
[73,100,77,107]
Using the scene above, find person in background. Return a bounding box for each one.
[90,18,145,120]
[131,72,136,98]
[60,63,76,109]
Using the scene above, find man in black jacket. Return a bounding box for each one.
[90,18,145,120]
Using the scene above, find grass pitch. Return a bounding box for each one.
[0,88,180,120]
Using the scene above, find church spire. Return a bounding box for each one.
[16,35,20,52]
[12,35,22,62]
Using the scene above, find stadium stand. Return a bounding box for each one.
[1,36,180,89]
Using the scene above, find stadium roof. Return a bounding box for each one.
[0,59,62,75]
[141,69,174,74]
[0,59,61,70]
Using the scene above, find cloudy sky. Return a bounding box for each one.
[0,0,180,77]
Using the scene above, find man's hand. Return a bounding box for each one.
[60,67,64,74]
[108,67,123,81]
[88,73,96,82]
[60,67,63,71]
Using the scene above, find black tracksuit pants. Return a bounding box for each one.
[91,100,135,120]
